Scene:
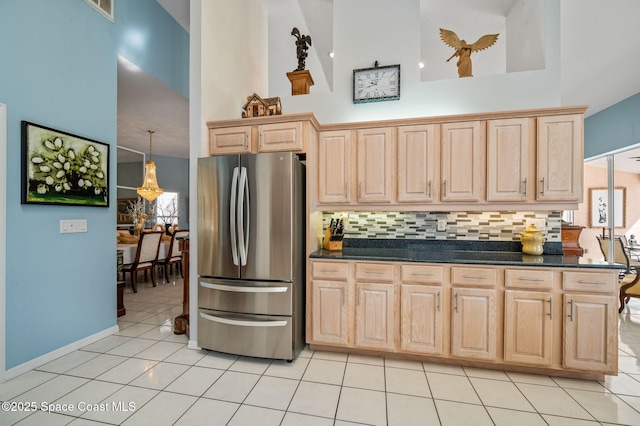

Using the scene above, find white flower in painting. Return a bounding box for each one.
[57,154,65,162]
[37,184,48,194]
[88,145,95,153]
[67,149,75,159]
[63,183,71,190]
[78,179,84,187]
[84,160,90,167]
[53,137,62,148]
[31,157,43,164]
[56,170,65,178]
[96,172,104,178]
[45,176,54,185]
[90,164,97,170]
[84,180,92,187]
[64,162,70,170]
[53,162,63,169]
[44,140,55,150]
[79,166,87,173]
[92,156,99,163]
[94,187,102,195]
[55,184,62,192]
[39,165,51,172]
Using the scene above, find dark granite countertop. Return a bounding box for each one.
[310,239,621,269]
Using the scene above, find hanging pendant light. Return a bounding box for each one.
[137,130,164,201]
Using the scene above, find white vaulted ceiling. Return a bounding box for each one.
[116,0,640,161]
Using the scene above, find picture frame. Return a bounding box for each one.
[589,187,625,228]
[353,62,400,104]
[117,198,137,224]
[22,121,109,207]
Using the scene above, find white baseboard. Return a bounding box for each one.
[187,339,201,350]
[4,325,120,381]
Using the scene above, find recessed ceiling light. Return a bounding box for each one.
[419,62,425,69]
[328,52,334,58]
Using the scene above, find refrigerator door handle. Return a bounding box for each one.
[229,166,239,266]
[238,166,250,266]
[200,281,288,293]
[200,312,287,327]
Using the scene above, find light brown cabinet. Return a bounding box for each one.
[451,287,497,361]
[396,125,437,203]
[355,282,396,351]
[310,280,350,346]
[486,118,533,202]
[537,114,583,202]
[318,130,352,204]
[356,128,394,203]
[440,121,485,202]
[209,125,252,155]
[504,290,553,366]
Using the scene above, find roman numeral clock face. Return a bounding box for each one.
[353,64,400,103]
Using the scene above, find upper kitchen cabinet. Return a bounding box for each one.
[397,124,438,203]
[440,121,485,202]
[486,118,535,202]
[356,128,394,203]
[207,113,319,156]
[318,129,353,204]
[536,114,583,202]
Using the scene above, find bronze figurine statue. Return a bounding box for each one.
[291,27,312,71]
[440,28,499,78]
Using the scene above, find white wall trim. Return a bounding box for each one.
[0,103,6,383]
[4,325,119,380]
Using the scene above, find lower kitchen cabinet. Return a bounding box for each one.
[504,290,553,366]
[400,284,444,354]
[450,288,497,361]
[355,282,396,351]
[310,280,349,346]
[563,293,617,373]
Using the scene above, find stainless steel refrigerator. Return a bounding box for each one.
[197,152,305,361]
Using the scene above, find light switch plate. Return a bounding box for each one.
[437,219,447,232]
[60,219,87,233]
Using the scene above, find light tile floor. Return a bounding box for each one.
[2,274,640,425]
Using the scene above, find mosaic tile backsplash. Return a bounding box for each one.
[322,211,562,243]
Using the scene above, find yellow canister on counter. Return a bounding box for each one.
[520,224,546,255]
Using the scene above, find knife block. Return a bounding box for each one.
[323,226,343,251]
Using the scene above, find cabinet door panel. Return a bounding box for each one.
[441,121,484,202]
[564,294,617,373]
[355,283,396,351]
[311,280,349,346]
[537,114,583,201]
[487,118,530,202]
[209,126,252,155]
[397,125,437,202]
[357,128,393,203]
[451,288,497,360]
[318,130,351,204]
[258,121,303,152]
[504,290,552,366]
[401,284,443,354]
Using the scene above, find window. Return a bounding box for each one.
[84,0,114,22]
[156,192,179,226]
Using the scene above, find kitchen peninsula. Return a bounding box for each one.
[207,105,621,380]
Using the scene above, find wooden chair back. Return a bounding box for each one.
[135,231,163,264]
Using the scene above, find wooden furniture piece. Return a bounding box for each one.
[120,231,163,293]
[597,236,640,312]
[287,70,314,95]
[117,281,126,317]
[308,258,619,379]
[161,229,189,278]
[561,225,584,256]
[174,237,190,335]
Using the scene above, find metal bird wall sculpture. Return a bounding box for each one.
[439,28,499,78]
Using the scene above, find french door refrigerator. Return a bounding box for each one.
[197,152,305,360]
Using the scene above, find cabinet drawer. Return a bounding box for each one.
[505,269,553,289]
[563,271,616,293]
[451,266,497,287]
[356,262,395,282]
[401,264,444,284]
[312,261,349,281]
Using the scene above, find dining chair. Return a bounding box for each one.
[619,234,640,261]
[161,229,189,279]
[121,231,163,293]
[596,235,640,312]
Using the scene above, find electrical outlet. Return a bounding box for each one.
[437,219,447,232]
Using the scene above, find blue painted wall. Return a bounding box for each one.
[0,0,188,369]
[584,92,640,159]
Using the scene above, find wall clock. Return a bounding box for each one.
[353,61,400,104]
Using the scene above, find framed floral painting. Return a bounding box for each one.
[21,121,109,206]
